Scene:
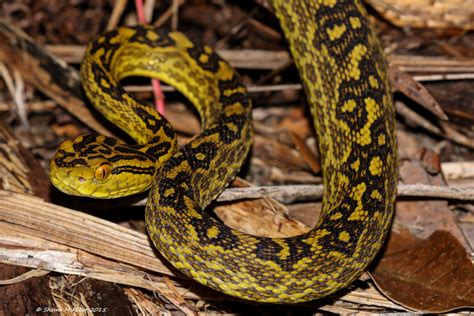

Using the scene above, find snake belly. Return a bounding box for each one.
[50,0,397,304]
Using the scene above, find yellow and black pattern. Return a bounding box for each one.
[50,0,397,303]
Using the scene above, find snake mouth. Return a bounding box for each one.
[49,173,85,197]
[49,172,136,199]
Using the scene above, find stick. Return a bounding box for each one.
[129,184,474,206]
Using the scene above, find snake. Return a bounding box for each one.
[50,0,397,303]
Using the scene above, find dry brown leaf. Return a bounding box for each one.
[419,147,442,175]
[390,66,447,120]
[253,134,309,172]
[288,130,321,174]
[370,229,474,313]
[51,122,82,138]
[277,107,312,137]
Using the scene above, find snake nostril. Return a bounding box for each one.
[78,177,86,183]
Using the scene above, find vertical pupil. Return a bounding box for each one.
[96,166,109,180]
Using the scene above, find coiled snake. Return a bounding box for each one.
[50,0,397,303]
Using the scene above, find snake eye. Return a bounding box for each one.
[94,163,111,181]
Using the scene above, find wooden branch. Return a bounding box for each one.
[388,55,474,74]
[130,184,474,206]
[124,83,303,94]
[0,191,171,275]
[395,101,443,135]
[395,101,474,149]
[44,44,474,75]
[0,225,205,300]
[397,184,474,200]
[442,161,474,180]
[219,184,474,202]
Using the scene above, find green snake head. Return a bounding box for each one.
[50,134,160,198]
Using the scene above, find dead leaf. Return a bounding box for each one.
[278,106,312,137]
[370,229,474,313]
[253,135,309,172]
[419,147,441,175]
[51,122,82,138]
[288,130,321,174]
[389,65,447,120]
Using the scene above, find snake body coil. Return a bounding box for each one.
[50,0,397,303]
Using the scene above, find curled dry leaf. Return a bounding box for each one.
[370,229,474,313]
[419,147,442,175]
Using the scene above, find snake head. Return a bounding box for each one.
[50,134,158,198]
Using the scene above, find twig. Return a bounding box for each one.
[0,62,28,127]
[124,83,303,93]
[43,45,474,75]
[216,184,474,202]
[153,0,185,28]
[396,101,474,149]
[439,121,474,149]
[143,0,156,24]
[106,0,128,30]
[0,268,50,285]
[171,0,180,31]
[388,55,474,73]
[395,101,442,135]
[129,184,474,206]
[124,288,168,315]
[0,100,56,112]
[413,73,474,81]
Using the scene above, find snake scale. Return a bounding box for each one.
[50,0,397,303]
